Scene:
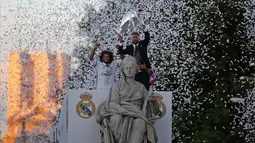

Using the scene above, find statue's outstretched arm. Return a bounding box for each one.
[142,86,149,114]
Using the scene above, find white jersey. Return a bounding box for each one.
[91,59,120,90]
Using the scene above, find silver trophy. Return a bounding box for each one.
[115,10,142,37]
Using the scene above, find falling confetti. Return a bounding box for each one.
[0,0,255,142]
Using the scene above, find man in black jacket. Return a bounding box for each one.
[117,28,152,90]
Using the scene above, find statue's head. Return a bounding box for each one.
[121,55,138,78]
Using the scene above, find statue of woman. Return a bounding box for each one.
[96,55,158,143]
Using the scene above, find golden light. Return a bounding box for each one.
[3,51,69,143]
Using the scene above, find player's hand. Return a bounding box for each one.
[117,33,123,41]
[94,44,100,49]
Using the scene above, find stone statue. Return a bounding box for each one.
[96,55,159,143]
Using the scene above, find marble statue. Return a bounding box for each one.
[96,55,159,143]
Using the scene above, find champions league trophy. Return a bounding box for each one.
[115,10,144,38]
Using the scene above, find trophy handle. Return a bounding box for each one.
[114,29,123,40]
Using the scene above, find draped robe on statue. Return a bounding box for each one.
[96,80,158,143]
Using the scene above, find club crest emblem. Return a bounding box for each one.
[76,92,96,119]
[155,94,166,119]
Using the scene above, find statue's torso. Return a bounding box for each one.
[119,83,144,109]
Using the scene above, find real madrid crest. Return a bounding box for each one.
[76,92,96,119]
[155,94,166,119]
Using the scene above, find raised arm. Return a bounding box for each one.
[143,31,150,48]
[89,44,100,61]
[142,26,151,69]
